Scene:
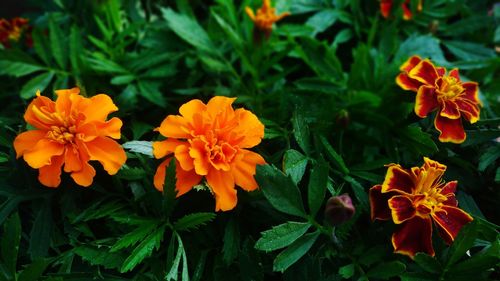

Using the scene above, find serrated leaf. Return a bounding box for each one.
[339,264,355,279]
[120,226,166,272]
[74,245,125,270]
[292,111,311,155]
[116,166,147,181]
[308,158,328,216]
[414,253,442,274]
[137,80,166,107]
[256,165,306,218]
[49,16,67,69]
[174,212,216,232]
[255,222,311,252]
[366,261,406,279]
[0,60,44,77]
[111,223,158,252]
[122,141,154,157]
[166,233,189,281]
[283,149,308,185]
[273,231,319,272]
[20,72,55,99]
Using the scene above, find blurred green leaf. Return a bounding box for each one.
[20,72,55,99]
[28,200,52,259]
[17,259,51,281]
[273,231,319,272]
[366,261,406,279]
[255,221,311,252]
[414,253,442,274]
[48,16,67,69]
[222,218,240,265]
[1,213,21,277]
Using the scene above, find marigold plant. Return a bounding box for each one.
[13,87,126,187]
[153,96,265,211]
[396,56,481,143]
[245,0,290,37]
[370,157,473,258]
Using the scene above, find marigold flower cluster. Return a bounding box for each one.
[370,158,473,258]
[0,17,32,48]
[397,56,481,143]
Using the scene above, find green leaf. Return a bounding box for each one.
[20,72,55,99]
[69,25,83,74]
[306,9,340,35]
[291,111,312,155]
[283,149,308,185]
[174,212,216,232]
[307,158,328,216]
[137,81,166,107]
[17,259,51,281]
[49,16,67,69]
[478,146,500,172]
[166,233,189,281]
[116,166,147,181]
[394,34,446,65]
[445,220,478,267]
[0,60,44,77]
[298,37,344,81]
[443,41,496,61]
[163,158,178,216]
[255,222,311,252]
[344,176,368,209]
[74,245,125,270]
[211,10,242,49]
[273,231,319,272]
[162,8,217,55]
[451,239,500,274]
[399,126,439,155]
[414,253,442,274]
[1,213,21,276]
[111,74,135,85]
[31,28,51,65]
[339,264,355,279]
[256,165,306,218]
[28,200,52,259]
[320,136,349,175]
[366,261,406,279]
[111,223,158,252]
[222,218,240,265]
[120,225,166,272]
[122,141,153,157]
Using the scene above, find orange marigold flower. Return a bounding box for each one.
[0,17,30,47]
[396,56,481,143]
[245,0,290,36]
[369,157,473,258]
[153,96,266,211]
[13,87,126,188]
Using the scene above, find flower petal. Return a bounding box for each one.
[23,139,65,168]
[396,74,421,92]
[175,163,202,196]
[179,99,207,123]
[206,96,236,120]
[13,130,46,158]
[38,155,64,188]
[70,162,96,187]
[175,144,194,171]
[206,168,237,211]
[434,114,466,143]
[388,195,416,224]
[415,85,438,118]
[455,99,480,124]
[85,137,126,175]
[233,109,265,148]
[157,115,190,139]
[232,150,265,191]
[432,205,473,245]
[24,94,55,130]
[381,165,415,195]
[153,158,170,191]
[189,138,210,176]
[392,216,435,258]
[408,60,439,86]
[448,69,460,80]
[63,146,83,172]
[152,139,185,159]
[400,56,422,72]
[461,82,480,104]
[81,94,118,122]
[93,117,123,139]
[440,100,461,119]
[369,184,392,221]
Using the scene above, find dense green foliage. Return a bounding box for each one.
[0,0,499,280]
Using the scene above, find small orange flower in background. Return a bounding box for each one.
[396,56,481,143]
[245,0,290,37]
[153,96,266,211]
[0,17,31,48]
[370,158,473,258]
[379,0,423,20]
[14,88,126,187]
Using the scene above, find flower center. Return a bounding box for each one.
[47,125,77,144]
[436,76,464,100]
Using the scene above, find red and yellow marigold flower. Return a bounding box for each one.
[153,96,266,211]
[245,0,290,37]
[379,0,423,20]
[0,17,31,48]
[13,88,126,188]
[396,56,481,143]
[369,157,473,258]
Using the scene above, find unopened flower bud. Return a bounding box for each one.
[324,194,355,226]
[336,109,350,129]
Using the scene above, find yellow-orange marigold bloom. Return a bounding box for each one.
[245,0,290,35]
[13,87,126,188]
[153,96,266,211]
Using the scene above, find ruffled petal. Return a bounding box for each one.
[206,168,237,211]
[24,94,55,130]
[152,139,185,159]
[175,163,202,196]
[392,216,435,258]
[233,108,265,148]
[93,117,123,139]
[388,195,416,224]
[70,162,96,187]
[55,87,80,117]
[85,137,126,175]
[415,85,438,118]
[206,96,236,120]
[189,138,210,176]
[461,82,480,104]
[396,74,422,92]
[400,56,422,72]
[174,144,194,171]
[440,100,461,119]
[153,158,170,191]
[408,60,439,86]
[455,99,480,124]
[369,185,392,221]
[231,150,265,191]
[23,139,65,168]
[81,94,119,122]
[432,205,473,245]
[157,115,190,139]
[63,146,83,172]
[13,130,46,158]
[434,114,466,143]
[179,99,207,123]
[38,155,64,188]
[381,165,415,195]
